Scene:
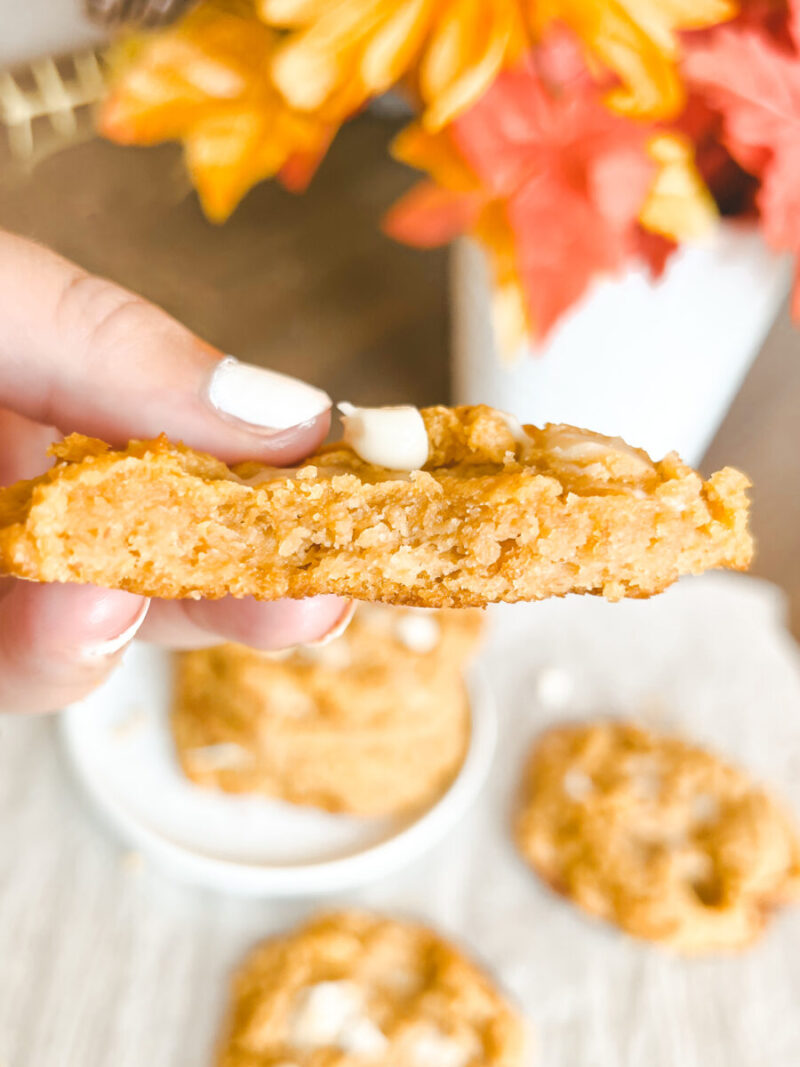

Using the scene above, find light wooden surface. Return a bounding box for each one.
[4,577,800,1067]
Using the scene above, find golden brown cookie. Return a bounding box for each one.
[217,911,527,1067]
[515,721,800,953]
[0,406,750,607]
[172,606,482,815]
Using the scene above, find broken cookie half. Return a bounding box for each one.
[0,405,752,608]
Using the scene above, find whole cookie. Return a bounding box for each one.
[172,606,482,815]
[218,911,527,1067]
[515,721,800,952]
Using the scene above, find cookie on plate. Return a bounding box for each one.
[515,721,800,953]
[217,910,527,1067]
[172,605,482,815]
[0,404,751,607]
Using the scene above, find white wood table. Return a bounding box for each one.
[2,576,800,1067]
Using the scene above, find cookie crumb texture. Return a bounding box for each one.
[218,911,527,1067]
[172,606,481,816]
[515,722,800,953]
[0,406,752,607]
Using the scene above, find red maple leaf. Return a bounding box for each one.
[685,25,800,312]
[386,53,659,338]
[672,94,759,215]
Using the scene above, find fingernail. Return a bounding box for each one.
[206,356,331,432]
[303,600,356,647]
[83,600,150,658]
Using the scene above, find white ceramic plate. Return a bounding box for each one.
[61,642,496,896]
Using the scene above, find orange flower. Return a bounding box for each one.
[99,0,342,221]
[258,0,529,130]
[531,0,738,119]
[260,0,735,136]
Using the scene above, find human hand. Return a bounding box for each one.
[0,229,350,712]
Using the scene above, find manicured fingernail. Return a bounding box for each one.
[83,600,149,658]
[303,600,356,647]
[206,356,331,432]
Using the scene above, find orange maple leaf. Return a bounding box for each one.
[386,48,711,348]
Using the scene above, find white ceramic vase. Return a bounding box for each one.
[450,226,791,465]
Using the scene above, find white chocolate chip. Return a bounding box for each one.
[496,411,531,446]
[337,1016,390,1056]
[409,1026,471,1067]
[563,769,594,801]
[544,426,655,474]
[339,402,429,471]
[394,611,441,654]
[692,793,720,825]
[291,981,362,1048]
[535,666,574,709]
[290,981,387,1056]
[185,742,252,771]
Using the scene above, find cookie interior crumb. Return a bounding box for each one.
[0,406,752,607]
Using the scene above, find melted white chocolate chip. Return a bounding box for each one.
[544,426,654,473]
[339,402,429,471]
[496,411,531,447]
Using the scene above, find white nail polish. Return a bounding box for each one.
[84,601,149,659]
[207,357,331,431]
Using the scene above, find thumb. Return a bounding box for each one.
[0,230,331,464]
[0,580,148,713]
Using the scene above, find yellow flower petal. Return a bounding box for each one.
[532,0,737,120]
[100,0,338,221]
[361,0,432,94]
[260,0,531,126]
[639,133,717,239]
[391,122,481,191]
[271,36,346,110]
[258,0,328,26]
[474,202,532,357]
[421,0,524,130]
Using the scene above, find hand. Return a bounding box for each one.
[0,229,350,712]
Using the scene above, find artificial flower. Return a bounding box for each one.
[531,0,737,119]
[258,0,529,130]
[639,133,717,238]
[686,23,800,314]
[385,50,714,350]
[99,0,342,221]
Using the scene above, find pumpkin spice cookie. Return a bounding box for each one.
[0,404,751,608]
[515,721,800,953]
[217,910,527,1067]
[172,605,482,815]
